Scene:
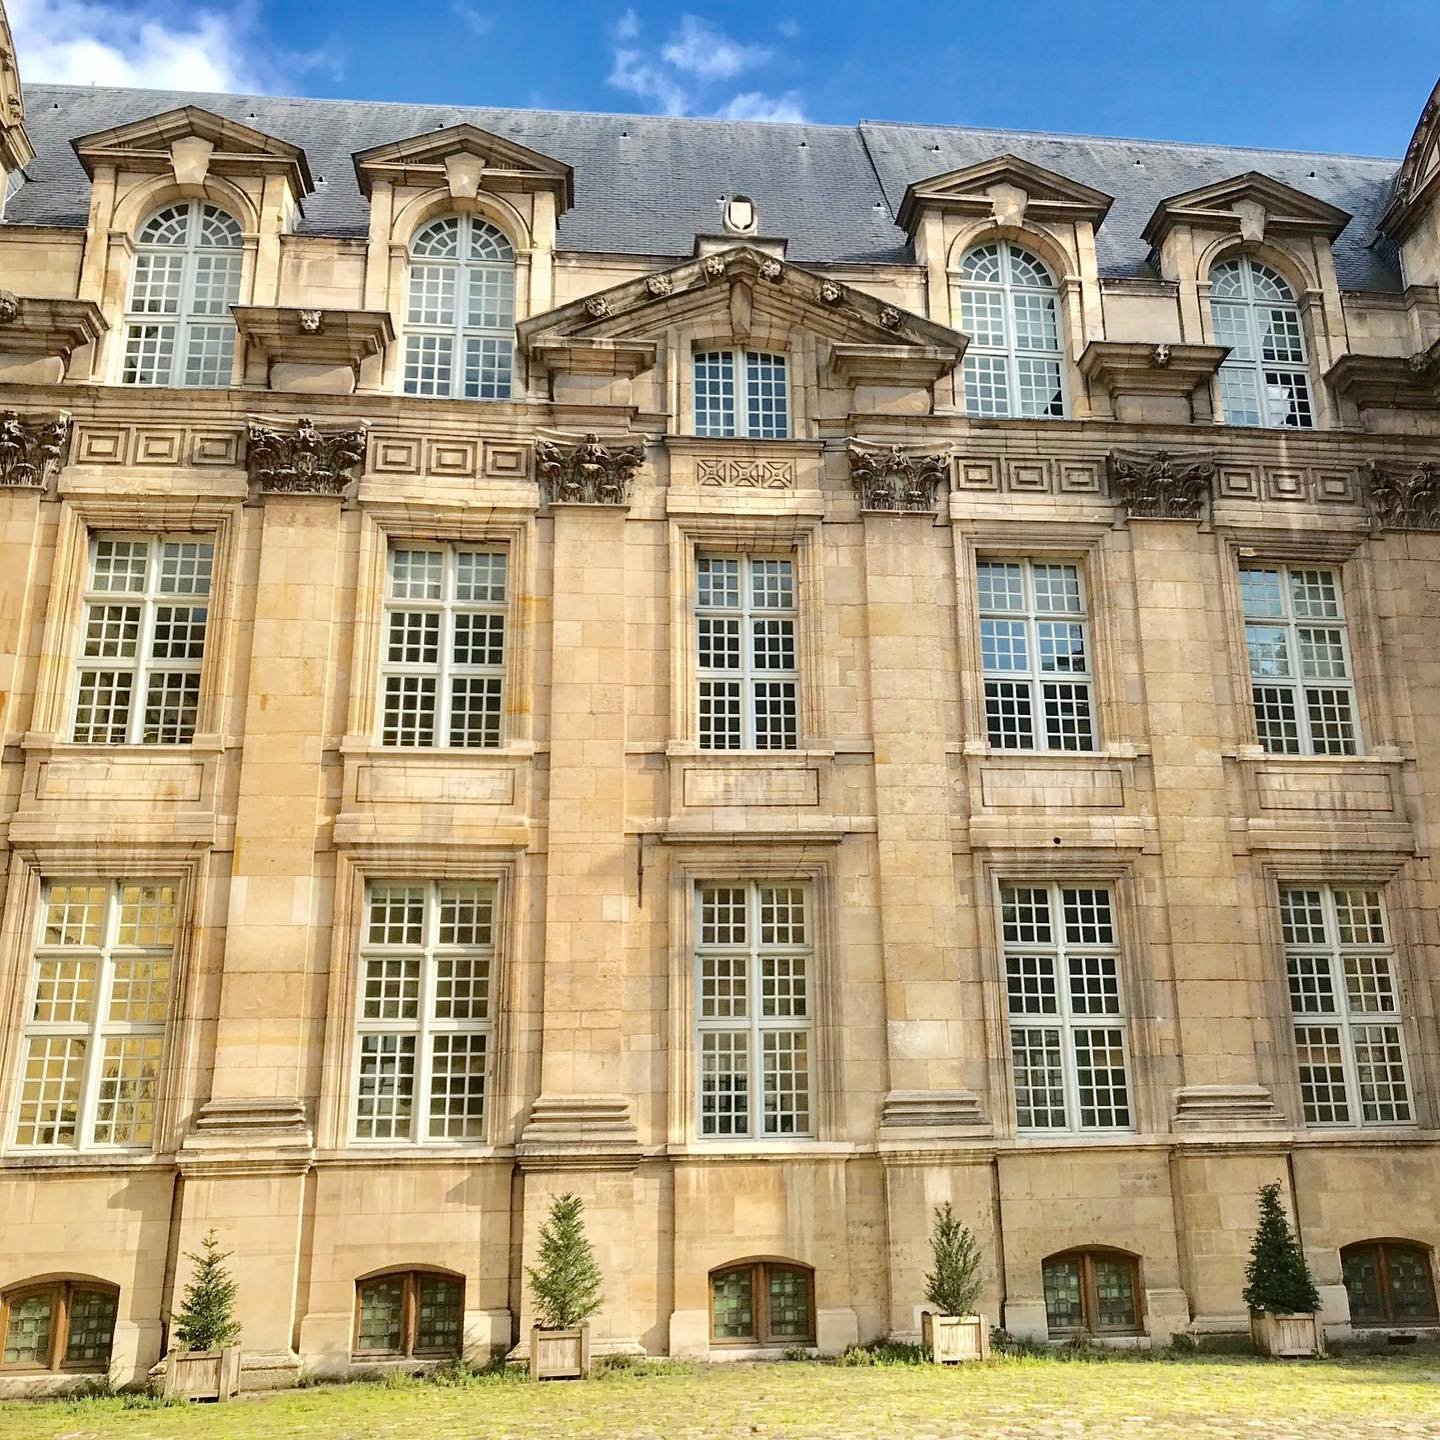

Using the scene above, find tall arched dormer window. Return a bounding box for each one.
[1209,256,1313,429]
[122,201,242,387]
[955,241,1065,419]
[403,216,515,401]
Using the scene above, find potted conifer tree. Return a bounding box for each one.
[920,1203,990,1363]
[1244,1182,1324,1358]
[162,1230,243,1400]
[527,1192,604,1379]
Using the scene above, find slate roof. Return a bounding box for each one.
[10,83,1405,290]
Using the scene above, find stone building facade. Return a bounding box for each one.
[2,4,1440,1387]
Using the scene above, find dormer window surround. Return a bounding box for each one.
[694,349,789,438]
[1209,256,1313,429]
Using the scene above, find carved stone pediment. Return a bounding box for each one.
[847,441,950,514]
[0,411,70,490]
[1380,79,1440,240]
[0,0,33,174]
[535,432,646,507]
[1325,344,1440,412]
[1142,170,1349,248]
[1106,448,1216,521]
[246,416,368,497]
[1363,459,1440,531]
[896,152,1114,236]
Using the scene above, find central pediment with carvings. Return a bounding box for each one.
[1142,170,1350,250]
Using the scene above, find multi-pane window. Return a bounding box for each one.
[710,1261,814,1345]
[71,535,213,746]
[696,554,798,751]
[1341,1242,1438,1327]
[1241,565,1358,756]
[122,201,241,387]
[379,545,506,748]
[955,242,1065,419]
[978,559,1094,751]
[1002,883,1131,1132]
[12,881,175,1151]
[354,1270,464,1357]
[402,216,515,401]
[1210,256,1313,429]
[1043,1251,1141,1336]
[1281,886,1412,1128]
[353,882,496,1144]
[1,1280,119,1372]
[693,350,789,438]
[695,882,813,1139]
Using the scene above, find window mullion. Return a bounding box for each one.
[1053,888,1082,1133]
[127,541,163,746]
[748,884,762,1139]
[76,887,120,1149]
[415,887,438,1144]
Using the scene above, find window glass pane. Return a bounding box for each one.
[1342,1247,1385,1323]
[64,1289,118,1367]
[357,1278,405,1352]
[700,1031,749,1136]
[355,1034,416,1140]
[1093,1257,1137,1330]
[761,1029,809,1135]
[92,1035,161,1145]
[43,884,107,947]
[415,1275,464,1352]
[428,1033,487,1139]
[1073,1027,1130,1128]
[694,351,736,437]
[711,1267,755,1340]
[1011,1027,1066,1129]
[962,353,1009,417]
[745,352,788,439]
[1387,1247,1438,1321]
[15,1037,85,1146]
[766,1267,811,1340]
[3,1291,54,1367]
[1295,1025,1349,1124]
[1043,1257,1083,1333]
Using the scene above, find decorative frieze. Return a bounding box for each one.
[847,442,949,513]
[1363,458,1440,530]
[246,415,368,496]
[696,456,794,489]
[0,410,70,489]
[535,431,646,506]
[1106,447,1217,520]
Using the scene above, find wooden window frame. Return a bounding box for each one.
[352,1269,465,1360]
[0,1279,119,1373]
[707,1259,815,1347]
[1341,1241,1439,1327]
[1042,1249,1143,1338]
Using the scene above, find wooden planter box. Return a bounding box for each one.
[1251,1311,1324,1358]
[922,1312,990,1363]
[530,1324,590,1380]
[162,1346,242,1400]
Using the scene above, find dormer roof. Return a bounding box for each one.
[1142,170,1350,247]
[896,153,1114,235]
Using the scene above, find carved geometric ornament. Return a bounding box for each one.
[697,457,793,489]
[1363,459,1440,531]
[0,410,70,490]
[846,442,949,514]
[1106,448,1217,521]
[535,432,646,506]
[246,415,368,496]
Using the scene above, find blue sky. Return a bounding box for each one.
[11,0,1439,157]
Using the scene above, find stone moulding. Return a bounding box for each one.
[0,410,70,489]
[535,431,645,506]
[846,441,950,514]
[1106,447,1217,520]
[697,456,794,489]
[245,415,368,496]
[1363,458,1440,530]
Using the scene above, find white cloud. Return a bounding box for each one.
[715,91,807,124]
[8,0,340,94]
[660,15,769,82]
[451,2,493,37]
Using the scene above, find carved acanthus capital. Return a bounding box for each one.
[0,410,70,490]
[0,290,19,324]
[847,442,949,514]
[1363,459,1440,531]
[246,416,368,496]
[535,432,645,506]
[1106,447,1216,520]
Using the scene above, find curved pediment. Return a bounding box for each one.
[896,153,1114,236]
[1380,78,1440,240]
[0,0,33,172]
[1143,170,1349,247]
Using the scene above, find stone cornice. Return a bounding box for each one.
[232,305,394,380]
[827,343,963,388]
[0,295,107,360]
[1078,340,1229,402]
[1325,342,1440,412]
[1142,169,1351,248]
[525,335,658,381]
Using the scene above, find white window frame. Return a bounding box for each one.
[9,880,175,1153]
[1001,882,1133,1134]
[121,200,242,389]
[977,557,1096,752]
[692,348,790,438]
[377,543,507,749]
[695,552,799,751]
[1210,255,1314,429]
[70,533,214,746]
[401,215,515,401]
[1281,885,1413,1129]
[954,240,1067,419]
[695,881,813,1140]
[1240,563,1360,756]
[352,881,496,1146]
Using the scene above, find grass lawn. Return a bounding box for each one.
[3,1351,1440,1440]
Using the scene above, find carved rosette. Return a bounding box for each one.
[846,443,949,514]
[1106,448,1216,521]
[1363,459,1440,530]
[246,416,368,496]
[535,432,646,507]
[0,410,70,489]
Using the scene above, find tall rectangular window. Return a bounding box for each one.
[978,559,1094,751]
[1002,883,1131,1132]
[693,350,789,438]
[71,536,213,745]
[354,882,495,1144]
[1241,564,1359,755]
[379,545,506,748]
[696,882,813,1139]
[1281,886,1412,1127]
[696,554,798,750]
[12,881,175,1150]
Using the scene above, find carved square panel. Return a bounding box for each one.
[75,426,129,466]
[1218,466,1260,499]
[957,460,1000,491]
[1264,467,1307,501]
[485,444,529,478]
[1007,460,1051,493]
[190,431,241,466]
[1313,468,1355,503]
[136,428,185,465]
[372,437,421,475]
[426,439,479,478]
[1059,460,1102,493]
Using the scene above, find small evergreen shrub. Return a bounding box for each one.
[923,1203,984,1316]
[527,1193,604,1330]
[172,1229,241,1352]
[1242,1182,1321,1314]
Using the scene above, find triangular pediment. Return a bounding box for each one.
[0,0,33,172]
[72,105,311,194]
[897,154,1114,235]
[1143,170,1350,245]
[1380,78,1440,239]
[352,123,573,209]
